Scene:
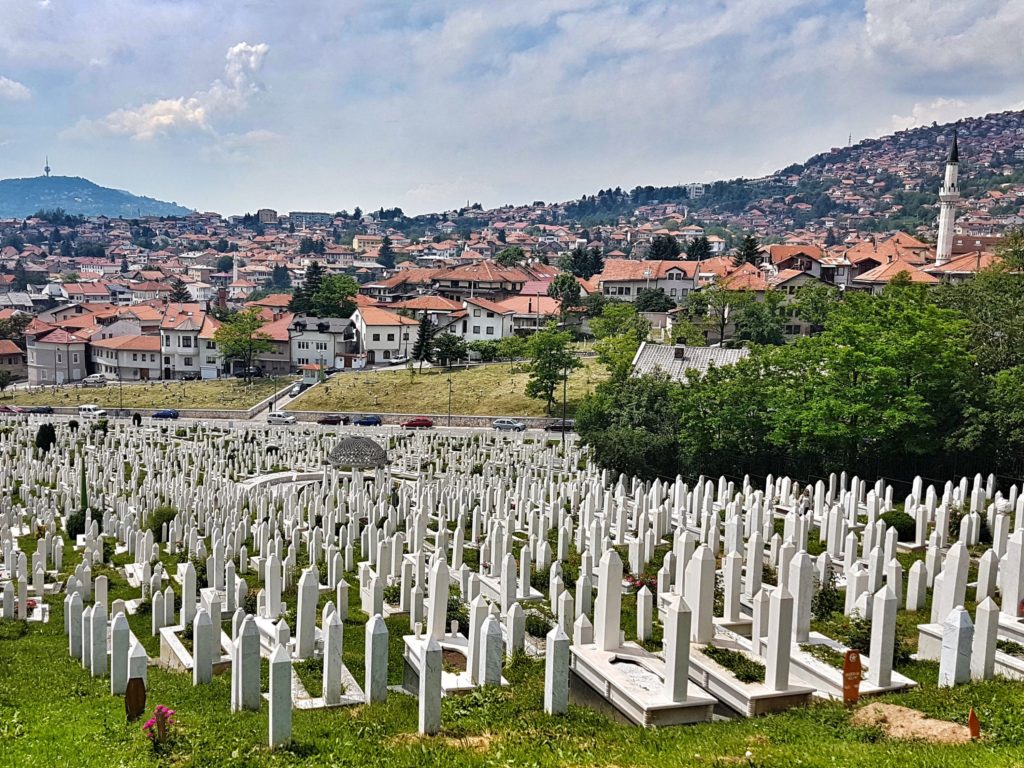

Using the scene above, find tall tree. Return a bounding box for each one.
[212,308,273,380]
[686,235,712,261]
[308,274,358,318]
[548,273,581,322]
[377,236,396,269]
[685,286,751,345]
[168,277,191,303]
[289,261,325,314]
[270,264,291,290]
[525,323,580,413]
[792,282,841,334]
[732,235,761,267]
[12,260,27,291]
[215,255,235,274]
[732,290,786,346]
[497,334,525,374]
[559,245,603,279]
[412,313,436,370]
[647,234,682,260]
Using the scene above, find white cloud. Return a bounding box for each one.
[0,75,31,101]
[69,42,268,140]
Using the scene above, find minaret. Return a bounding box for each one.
[935,132,960,267]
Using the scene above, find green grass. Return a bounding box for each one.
[5,528,1024,766]
[4,377,292,410]
[286,360,607,417]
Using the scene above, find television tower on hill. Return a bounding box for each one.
[935,132,960,267]
[44,156,51,177]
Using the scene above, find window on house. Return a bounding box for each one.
[473,309,481,317]
[297,341,310,350]
[486,327,494,335]
[164,356,170,365]
[57,353,62,363]
[133,353,138,361]
[486,311,494,318]
[383,350,391,359]
[316,342,327,351]
[472,326,481,334]
[402,333,409,340]
[206,341,215,349]
[372,333,380,341]
[73,353,79,364]
[184,357,193,366]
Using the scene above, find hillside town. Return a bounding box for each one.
[0,115,1019,388]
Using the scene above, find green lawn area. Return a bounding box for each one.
[286,360,607,417]
[3,518,1024,767]
[2,377,292,411]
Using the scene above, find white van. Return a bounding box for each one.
[82,373,108,388]
[78,404,107,420]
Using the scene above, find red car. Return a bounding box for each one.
[317,414,349,426]
[400,417,433,429]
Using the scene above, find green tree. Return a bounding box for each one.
[685,286,752,345]
[559,245,603,279]
[35,423,57,454]
[412,313,436,369]
[576,372,681,480]
[732,234,761,267]
[214,237,230,253]
[377,236,396,269]
[497,334,526,373]
[168,277,191,303]
[0,313,30,347]
[0,370,13,396]
[270,264,291,290]
[590,302,650,342]
[308,274,358,318]
[548,273,581,321]
[212,308,273,380]
[647,234,682,260]
[792,283,841,334]
[936,265,1024,374]
[582,291,609,317]
[732,290,786,346]
[289,261,325,314]
[995,226,1024,270]
[686,235,712,261]
[215,255,235,274]
[468,339,500,362]
[635,288,676,312]
[12,260,28,291]
[120,257,129,274]
[525,323,580,413]
[432,333,467,367]
[495,246,526,267]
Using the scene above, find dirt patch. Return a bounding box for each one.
[851,703,973,744]
[442,648,467,672]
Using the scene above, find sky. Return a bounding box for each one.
[1,0,1024,216]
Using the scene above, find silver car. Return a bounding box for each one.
[267,411,296,425]
[492,418,526,432]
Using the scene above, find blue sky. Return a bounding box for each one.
[1,0,1023,215]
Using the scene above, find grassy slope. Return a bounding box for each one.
[3,529,1024,767]
[286,360,607,417]
[4,378,291,410]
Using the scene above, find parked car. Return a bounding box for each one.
[28,405,54,414]
[493,418,526,432]
[152,409,180,420]
[78,404,107,420]
[544,419,576,432]
[180,371,201,381]
[267,411,296,425]
[82,373,108,388]
[0,405,17,414]
[400,417,433,429]
[289,382,308,397]
[353,415,382,426]
[316,414,349,426]
[234,366,264,379]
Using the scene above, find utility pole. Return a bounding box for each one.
[561,364,568,450]
[447,366,453,428]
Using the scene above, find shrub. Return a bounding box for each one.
[530,565,550,593]
[880,510,916,542]
[68,419,79,432]
[34,423,57,454]
[446,594,468,632]
[703,645,765,683]
[148,505,179,543]
[65,510,86,539]
[382,584,401,605]
[524,611,553,638]
[800,643,845,669]
[811,568,843,621]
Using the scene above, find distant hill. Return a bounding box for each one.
[0,176,192,219]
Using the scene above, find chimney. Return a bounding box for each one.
[674,346,686,360]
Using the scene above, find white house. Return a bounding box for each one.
[288,316,355,370]
[351,306,417,365]
[91,335,162,381]
[452,297,515,341]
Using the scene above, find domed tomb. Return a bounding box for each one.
[327,435,388,469]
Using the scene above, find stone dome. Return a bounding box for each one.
[327,435,388,469]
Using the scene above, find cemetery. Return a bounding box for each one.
[1,417,1023,767]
